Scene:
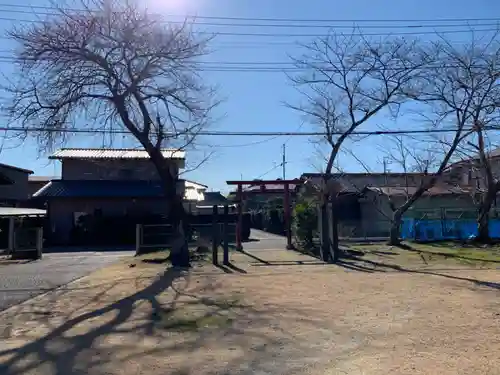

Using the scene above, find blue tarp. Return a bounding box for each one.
[401,218,500,241]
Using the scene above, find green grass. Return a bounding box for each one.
[154,295,244,332]
[346,241,500,267]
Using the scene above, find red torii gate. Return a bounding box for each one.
[226,179,302,251]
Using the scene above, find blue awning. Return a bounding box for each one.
[33,180,167,198]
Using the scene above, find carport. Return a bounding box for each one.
[0,207,46,259]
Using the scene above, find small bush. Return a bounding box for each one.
[293,201,318,248]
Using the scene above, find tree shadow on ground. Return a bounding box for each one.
[410,248,500,264]
[0,266,327,375]
[0,267,185,374]
[337,255,500,290]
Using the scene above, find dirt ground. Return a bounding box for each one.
[0,247,499,375]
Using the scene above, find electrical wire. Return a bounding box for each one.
[254,163,283,180]
[0,9,498,29]
[0,3,498,24]
[198,135,283,148]
[0,15,495,38]
[0,6,496,38]
[0,55,495,73]
[0,126,494,136]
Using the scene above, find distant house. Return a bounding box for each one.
[228,180,300,210]
[300,172,476,238]
[184,180,208,202]
[32,148,192,245]
[0,162,33,206]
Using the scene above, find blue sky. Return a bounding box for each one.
[0,0,497,193]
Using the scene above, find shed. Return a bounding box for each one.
[0,207,46,259]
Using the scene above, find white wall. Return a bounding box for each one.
[184,180,207,201]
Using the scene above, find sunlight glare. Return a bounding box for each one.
[145,0,202,13]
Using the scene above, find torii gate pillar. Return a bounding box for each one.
[226,179,301,251]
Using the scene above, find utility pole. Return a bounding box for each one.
[282,143,286,180]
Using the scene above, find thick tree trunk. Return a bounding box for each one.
[388,211,403,246]
[137,147,191,267]
[168,195,190,267]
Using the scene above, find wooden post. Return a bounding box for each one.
[320,205,329,262]
[212,205,219,265]
[7,217,14,255]
[284,183,294,250]
[36,227,43,260]
[223,204,229,265]
[236,184,243,251]
[135,224,141,255]
[329,199,339,263]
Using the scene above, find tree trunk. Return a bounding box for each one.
[476,190,495,244]
[135,147,190,267]
[476,212,490,244]
[331,207,339,263]
[388,210,403,246]
[168,195,190,267]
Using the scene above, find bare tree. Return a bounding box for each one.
[381,133,466,244]
[458,123,500,243]
[382,35,500,245]
[4,0,219,266]
[288,31,431,260]
[402,36,500,244]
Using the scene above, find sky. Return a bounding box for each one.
[0,0,498,193]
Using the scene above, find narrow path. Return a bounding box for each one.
[243,229,287,251]
[227,229,324,270]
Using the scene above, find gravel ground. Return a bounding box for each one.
[0,251,133,312]
[0,248,499,375]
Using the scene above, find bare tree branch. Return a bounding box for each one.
[287,30,431,260]
[3,0,220,266]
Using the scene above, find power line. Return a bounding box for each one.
[0,55,495,73]
[0,15,494,38]
[0,3,498,24]
[0,8,496,38]
[0,126,495,136]
[255,163,283,180]
[0,9,498,30]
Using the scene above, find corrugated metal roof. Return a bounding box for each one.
[50,148,185,160]
[29,176,58,182]
[0,207,46,217]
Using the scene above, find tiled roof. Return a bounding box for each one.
[33,180,169,198]
[0,162,33,174]
[200,192,228,205]
[366,185,472,196]
[50,148,185,160]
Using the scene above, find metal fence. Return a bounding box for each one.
[337,220,392,241]
[137,222,237,251]
[337,214,500,242]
